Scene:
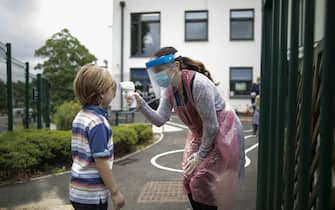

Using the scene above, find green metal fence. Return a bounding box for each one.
[0,42,8,132]
[256,0,334,209]
[0,42,50,132]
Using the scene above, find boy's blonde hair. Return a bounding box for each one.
[73,63,117,106]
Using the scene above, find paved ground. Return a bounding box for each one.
[0,116,29,132]
[0,114,258,210]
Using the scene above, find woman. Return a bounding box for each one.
[127,47,245,210]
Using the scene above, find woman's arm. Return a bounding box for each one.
[192,74,220,160]
[135,92,172,127]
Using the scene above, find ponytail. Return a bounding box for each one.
[153,46,219,85]
[176,56,219,86]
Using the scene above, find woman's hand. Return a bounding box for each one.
[184,153,202,176]
[111,190,125,210]
[125,92,142,107]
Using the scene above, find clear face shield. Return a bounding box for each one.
[145,54,175,99]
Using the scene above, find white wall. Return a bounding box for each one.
[112,0,262,112]
[314,0,325,42]
[287,0,326,49]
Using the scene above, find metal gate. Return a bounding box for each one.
[256,0,334,209]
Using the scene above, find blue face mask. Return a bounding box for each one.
[154,70,171,88]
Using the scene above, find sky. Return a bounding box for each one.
[0,0,114,71]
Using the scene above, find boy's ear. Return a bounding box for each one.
[98,94,104,105]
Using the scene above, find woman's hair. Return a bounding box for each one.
[153,46,219,85]
[73,63,117,106]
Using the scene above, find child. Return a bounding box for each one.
[70,64,125,210]
[252,95,260,136]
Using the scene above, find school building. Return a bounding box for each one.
[111,0,262,112]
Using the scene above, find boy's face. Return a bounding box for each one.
[101,86,116,108]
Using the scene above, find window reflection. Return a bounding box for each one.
[131,13,160,57]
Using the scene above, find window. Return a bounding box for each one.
[131,13,160,57]
[185,11,208,41]
[230,9,254,40]
[230,67,253,97]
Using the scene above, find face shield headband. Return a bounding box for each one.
[145,54,176,98]
[145,54,175,69]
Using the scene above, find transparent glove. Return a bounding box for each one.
[125,92,142,108]
[184,152,202,176]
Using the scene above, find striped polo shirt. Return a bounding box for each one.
[69,105,114,204]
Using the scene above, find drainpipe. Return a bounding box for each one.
[120,1,125,110]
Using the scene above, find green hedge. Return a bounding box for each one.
[126,123,153,144]
[0,123,153,181]
[112,124,153,154]
[112,126,138,154]
[53,101,81,130]
[0,129,71,181]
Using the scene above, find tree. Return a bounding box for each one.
[34,28,96,111]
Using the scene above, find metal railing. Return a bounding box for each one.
[0,42,50,131]
[256,0,334,209]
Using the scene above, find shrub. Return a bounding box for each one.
[53,101,81,130]
[126,123,153,143]
[0,123,153,181]
[139,127,153,143]
[0,129,71,181]
[112,126,138,154]
[113,126,138,145]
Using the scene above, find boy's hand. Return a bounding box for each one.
[95,158,124,209]
[111,190,125,210]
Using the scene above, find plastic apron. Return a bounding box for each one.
[167,70,241,209]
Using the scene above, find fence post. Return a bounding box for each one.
[256,4,273,210]
[24,62,29,129]
[44,79,50,128]
[266,0,280,208]
[297,0,315,209]
[273,0,289,208]
[115,111,119,126]
[36,74,42,129]
[6,43,13,131]
[284,0,300,209]
[318,0,335,209]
